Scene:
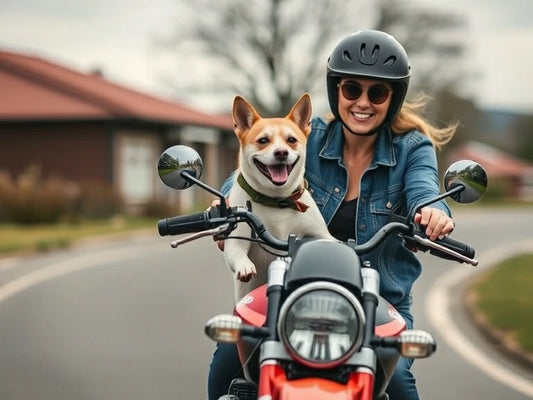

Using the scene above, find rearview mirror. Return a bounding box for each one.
[157,145,203,190]
[444,160,488,204]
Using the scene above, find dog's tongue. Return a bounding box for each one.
[267,164,289,184]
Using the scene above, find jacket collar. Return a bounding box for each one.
[320,120,396,167]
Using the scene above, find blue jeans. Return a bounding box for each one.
[207,343,243,400]
[207,342,419,400]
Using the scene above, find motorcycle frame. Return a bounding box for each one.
[236,255,392,400]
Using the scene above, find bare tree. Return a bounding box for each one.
[372,0,467,92]
[157,0,467,116]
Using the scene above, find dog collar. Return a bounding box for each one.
[237,173,309,212]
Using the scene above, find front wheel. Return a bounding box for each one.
[228,378,257,400]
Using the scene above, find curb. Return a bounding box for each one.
[463,272,533,371]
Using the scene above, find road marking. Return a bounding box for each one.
[0,248,141,303]
[0,257,18,272]
[426,239,533,398]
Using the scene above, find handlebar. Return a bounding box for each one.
[158,206,288,250]
[158,211,214,236]
[157,206,477,265]
[431,235,475,260]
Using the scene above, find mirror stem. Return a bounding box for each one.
[181,171,228,216]
[410,184,465,221]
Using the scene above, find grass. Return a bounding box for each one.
[470,253,533,353]
[0,217,155,255]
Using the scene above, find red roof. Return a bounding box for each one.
[450,141,533,178]
[0,49,233,130]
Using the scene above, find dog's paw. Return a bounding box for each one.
[237,271,256,282]
[235,263,257,282]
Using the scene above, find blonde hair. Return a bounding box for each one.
[391,93,458,150]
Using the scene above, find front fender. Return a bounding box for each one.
[258,362,374,400]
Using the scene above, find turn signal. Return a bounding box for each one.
[205,314,243,343]
[398,330,436,358]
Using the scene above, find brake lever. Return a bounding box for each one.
[170,224,232,248]
[410,234,479,266]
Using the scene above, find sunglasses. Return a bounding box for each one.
[338,81,392,104]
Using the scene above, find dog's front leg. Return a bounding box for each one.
[223,225,256,282]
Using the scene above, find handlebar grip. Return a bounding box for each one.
[158,211,211,236]
[432,235,476,260]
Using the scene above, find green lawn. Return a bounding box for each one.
[0,217,155,254]
[471,253,533,353]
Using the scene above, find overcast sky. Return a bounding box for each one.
[1,0,532,114]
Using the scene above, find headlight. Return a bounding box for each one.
[278,282,365,368]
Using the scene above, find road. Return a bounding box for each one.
[0,208,531,399]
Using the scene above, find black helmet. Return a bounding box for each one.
[326,30,411,124]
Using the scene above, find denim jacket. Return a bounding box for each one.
[306,117,450,306]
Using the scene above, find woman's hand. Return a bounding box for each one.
[414,206,454,241]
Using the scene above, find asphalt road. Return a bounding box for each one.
[0,207,531,400]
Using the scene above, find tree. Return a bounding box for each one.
[158,0,467,116]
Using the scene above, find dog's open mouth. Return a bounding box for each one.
[253,159,298,186]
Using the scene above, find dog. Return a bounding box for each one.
[225,93,334,303]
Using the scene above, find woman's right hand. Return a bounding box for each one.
[414,206,454,241]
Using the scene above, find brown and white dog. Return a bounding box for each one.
[225,93,333,303]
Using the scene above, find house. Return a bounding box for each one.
[448,141,533,200]
[0,49,238,212]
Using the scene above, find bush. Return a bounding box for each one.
[0,167,123,224]
[0,167,72,224]
[140,197,178,218]
[478,179,507,203]
[71,181,123,220]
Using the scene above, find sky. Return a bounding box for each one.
[1,0,532,115]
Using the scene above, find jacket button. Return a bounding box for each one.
[386,201,393,209]
[334,187,340,193]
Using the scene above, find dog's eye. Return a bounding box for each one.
[287,136,298,144]
[257,137,269,145]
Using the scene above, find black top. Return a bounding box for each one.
[328,197,357,242]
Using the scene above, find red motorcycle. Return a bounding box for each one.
[157,145,487,400]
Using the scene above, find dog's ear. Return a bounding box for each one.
[287,93,312,136]
[232,96,261,135]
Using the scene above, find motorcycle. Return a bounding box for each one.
[156,145,488,400]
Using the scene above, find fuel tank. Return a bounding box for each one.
[234,284,405,337]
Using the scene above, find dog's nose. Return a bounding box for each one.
[274,148,289,161]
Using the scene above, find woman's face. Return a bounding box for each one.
[337,77,393,135]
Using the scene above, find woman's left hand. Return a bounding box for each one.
[414,206,454,241]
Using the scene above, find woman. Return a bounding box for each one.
[209,29,456,400]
